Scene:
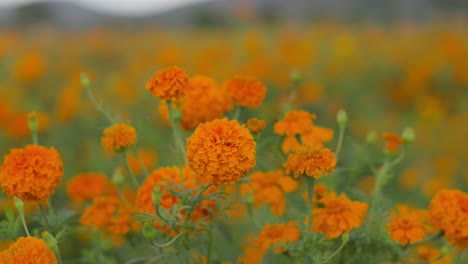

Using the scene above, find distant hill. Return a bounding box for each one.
[0,0,466,28]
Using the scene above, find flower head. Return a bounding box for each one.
[101,123,137,155]
[274,110,316,136]
[386,205,429,246]
[382,132,404,153]
[311,193,368,239]
[241,170,297,215]
[145,66,188,100]
[429,189,468,249]
[247,118,266,134]
[0,145,63,202]
[224,76,267,109]
[67,173,116,203]
[186,118,256,185]
[283,145,336,178]
[257,222,301,253]
[0,237,58,264]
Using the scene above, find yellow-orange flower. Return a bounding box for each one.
[0,145,63,202]
[312,193,368,239]
[186,118,256,185]
[224,76,267,109]
[386,205,429,246]
[67,173,116,203]
[382,132,404,153]
[246,118,266,134]
[429,189,468,249]
[410,245,452,264]
[257,222,301,253]
[283,145,336,178]
[238,236,264,264]
[179,76,232,130]
[0,237,58,264]
[13,50,46,85]
[241,170,298,215]
[101,123,137,155]
[80,196,138,245]
[145,66,189,100]
[274,110,316,136]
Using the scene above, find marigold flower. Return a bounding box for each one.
[246,118,266,134]
[411,245,452,264]
[274,110,316,137]
[145,66,189,100]
[0,145,63,202]
[429,189,468,249]
[312,193,368,239]
[241,170,298,215]
[257,222,301,253]
[80,196,139,244]
[67,173,116,203]
[386,205,429,246]
[283,145,336,179]
[186,118,256,185]
[238,236,264,264]
[382,132,404,153]
[224,76,267,109]
[0,237,58,264]
[14,50,46,85]
[101,123,137,155]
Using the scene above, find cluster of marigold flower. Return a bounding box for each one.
[0,64,466,263]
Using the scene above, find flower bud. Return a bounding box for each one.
[152,186,162,208]
[336,109,347,127]
[13,196,24,213]
[112,167,125,185]
[341,232,350,244]
[27,112,38,133]
[80,73,90,87]
[41,231,58,250]
[143,221,157,240]
[366,131,377,145]
[290,69,302,85]
[402,127,415,143]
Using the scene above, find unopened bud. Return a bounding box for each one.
[366,131,377,145]
[152,186,162,208]
[290,69,302,85]
[41,231,58,250]
[112,167,125,185]
[341,232,350,244]
[402,127,415,143]
[143,221,157,240]
[80,73,90,87]
[13,196,24,212]
[28,112,38,133]
[337,109,348,126]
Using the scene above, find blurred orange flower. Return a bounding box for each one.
[246,118,266,134]
[382,132,403,153]
[283,145,336,179]
[386,205,429,246]
[257,222,301,253]
[224,76,267,109]
[101,123,137,155]
[67,173,116,203]
[126,148,158,176]
[0,237,57,264]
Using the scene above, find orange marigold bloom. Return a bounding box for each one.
[101,123,137,155]
[257,222,301,253]
[224,76,267,109]
[0,145,63,202]
[238,236,264,264]
[312,193,368,239]
[386,205,429,246]
[283,145,336,179]
[274,110,316,137]
[410,245,452,264]
[0,237,58,264]
[186,118,256,185]
[429,189,468,249]
[80,196,139,243]
[382,132,404,153]
[67,173,116,203]
[145,66,189,100]
[242,170,298,215]
[179,76,232,130]
[246,118,266,134]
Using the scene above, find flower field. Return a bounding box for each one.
[0,20,467,263]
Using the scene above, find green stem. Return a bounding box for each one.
[306,177,316,231]
[207,227,213,264]
[150,233,183,248]
[47,199,55,217]
[120,152,139,187]
[322,234,349,263]
[335,124,346,161]
[134,148,149,176]
[32,130,38,145]
[39,204,51,228]
[231,105,241,120]
[82,73,114,123]
[166,101,187,165]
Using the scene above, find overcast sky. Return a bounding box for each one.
[0,0,214,15]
